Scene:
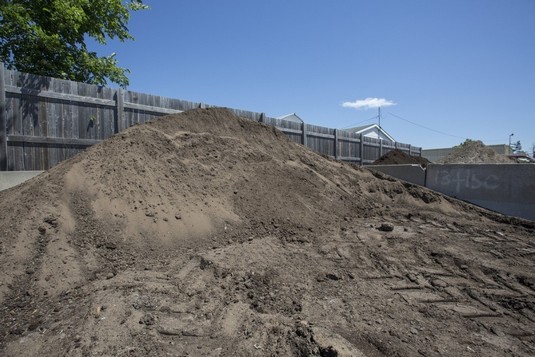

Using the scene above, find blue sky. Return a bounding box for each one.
[93,0,535,151]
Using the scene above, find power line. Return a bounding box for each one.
[341,114,379,129]
[387,112,467,140]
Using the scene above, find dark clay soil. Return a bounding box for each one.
[0,108,534,356]
[373,149,431,167]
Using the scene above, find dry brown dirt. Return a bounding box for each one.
[439,140,514,164]
[0,108,534,357]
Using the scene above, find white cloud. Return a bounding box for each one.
[342,97,396,110]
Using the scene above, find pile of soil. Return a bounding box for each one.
[373,149,431,167]
[439,140,514,164]
[1,108,534,356]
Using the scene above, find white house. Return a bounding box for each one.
[276,113,304,124]
[345,124,396,142]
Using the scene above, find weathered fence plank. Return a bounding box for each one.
[334,129,339,160]
[8,135,101,146]
[115,89,124,133]
[0,64,7,170]
[5,85,115,107]
[124,101,183,115]
[275,127,302,135]
[0,63,421,171]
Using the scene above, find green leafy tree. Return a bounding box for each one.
[0,0,148,87]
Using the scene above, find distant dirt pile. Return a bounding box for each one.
[373,149,431,167]
[439,140,514,164]
[0,108,534,356]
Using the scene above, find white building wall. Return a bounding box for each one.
[360,128,391,141]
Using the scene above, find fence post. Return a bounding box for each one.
[359,133,364,165]
[259,113,264,123]
[409,144,412,156]
[0,63,7,171]
[334,129,339,160]
[115,88,124,134]
[379,139,383,158]
[301,122,307,147]
[419,147,422,157]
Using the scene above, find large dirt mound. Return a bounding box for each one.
[1,108,534,356]
[440,140,514,164]
[373,149,431,167]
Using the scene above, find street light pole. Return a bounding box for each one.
[509,133,514,151]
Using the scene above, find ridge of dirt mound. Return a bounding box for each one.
[439,140,514,164]
[373,149,431,167]
[0,108,534,356]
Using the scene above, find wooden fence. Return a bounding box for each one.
[0,64,421,171]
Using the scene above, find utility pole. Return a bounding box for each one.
[378,107,381,127]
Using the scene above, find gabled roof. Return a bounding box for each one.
[344,124,396,142]
[345,124,374,133]
[276,113,304,123]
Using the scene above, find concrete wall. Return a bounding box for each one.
[367,165,426,186]
[368,164,535,221]
[421,148,455,163]
[426,164,535,221]
[0,171,43,191]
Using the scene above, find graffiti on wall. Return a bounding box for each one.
[432,169,500,194]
